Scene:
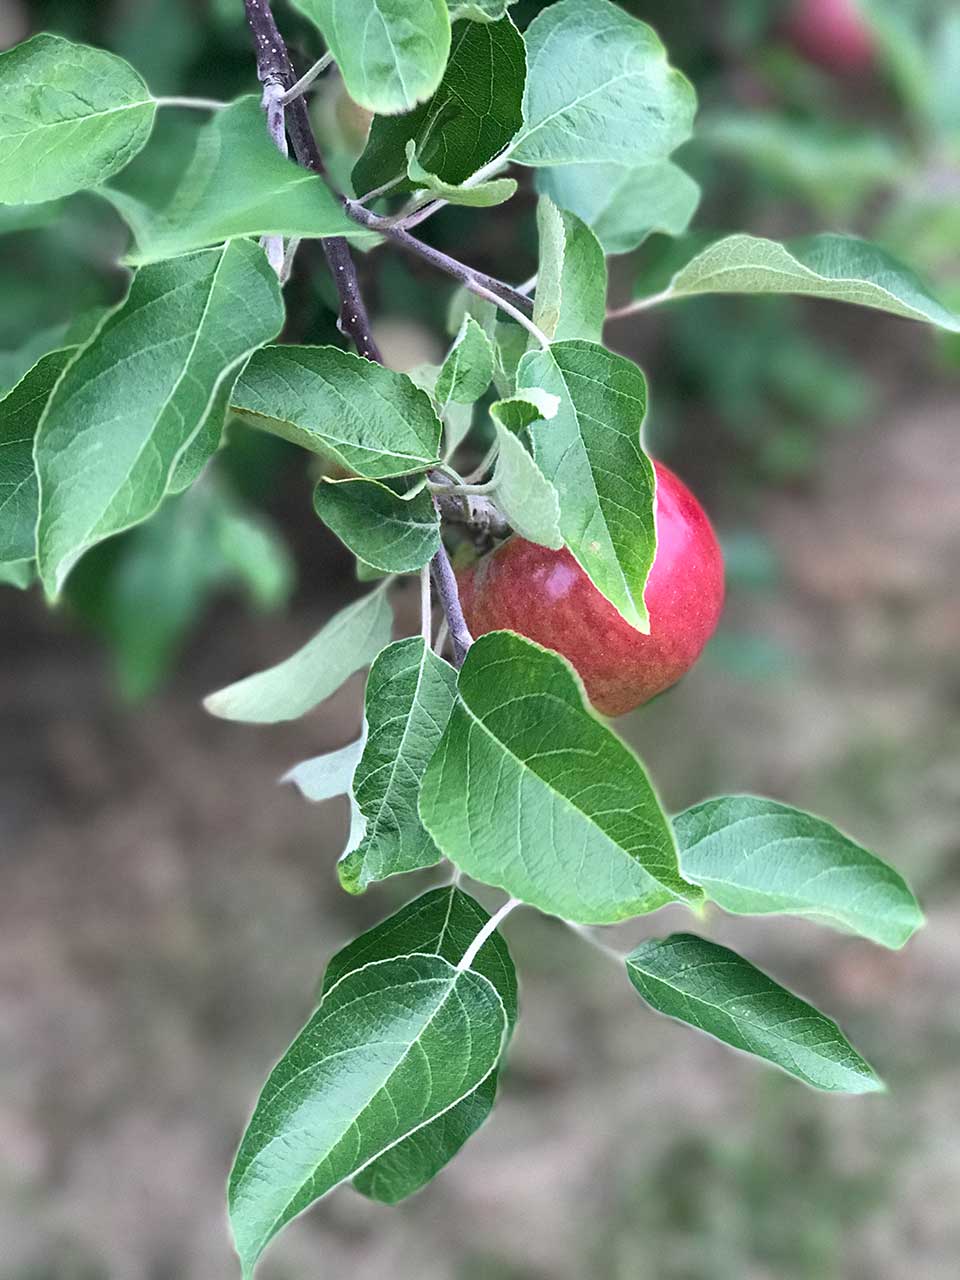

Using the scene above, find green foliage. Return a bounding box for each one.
[232,345,442,476]
[488,423,563,548]
[353,15,525,194]
[421,631,699,923]
[0,36,155,203]
[35,240,284,597]
[518,341,657,632]
[437,315,496,406]
[314,479,440,572]
[533,198,607,343]
[339,637,458,893]
[625,935,883,1094]
[228,954,508,1276]
[675,796,924,949]
[293,0,452,114]
[204,587,393,724]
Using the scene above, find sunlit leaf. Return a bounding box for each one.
[405,142,518,207]
[533,197,607,343]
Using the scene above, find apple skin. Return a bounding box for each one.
[784,0,874,76]
[458,462,725,717]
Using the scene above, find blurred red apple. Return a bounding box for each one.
[458,462,725,717]
[784,0,874,75]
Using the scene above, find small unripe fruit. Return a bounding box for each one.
[783,0,874,76]
[458,462,725,717]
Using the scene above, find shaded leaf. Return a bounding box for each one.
[625,934,883,1093]
[204,587,393,724]
[35,241,284,597]
[353,16,524,194]
[314,478,439,573]
[675,795,923,950]
[518,341,656,632]
[340,636,458,893]
[322,885,517,1204]
[511,0,695,168]
[0,35,156,203]
[283,736,366,804]
[489,423,562,549]
[420,631,699,923]
[436,315,496,407]
[232,345,442,479]
[229,954,507,1277]
[292,0,451,115]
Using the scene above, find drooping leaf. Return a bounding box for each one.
[292,0,452,115]
[229,954,507,1277]
[100,97,370,265]
[510,0,696,168]
[0,35,156,204]
[405,142,518,207]
[625,934,883,1094]
[488,424,562,549]
[35,241,284,598]
[517,341,656,632]
[420,631,699,923]
[675,795,923,950]
[339,637,458,893]
[232,345,442,479]
[322,885,518,1204]
[314,477,440,573]
[637,233,960,331]
[204,586,393,724]
[436,315,496,407]
[353,16,524,195]
[533,197,607,343]
[538,159,700,255]
[283,736,367,804]
[0,347,74,564]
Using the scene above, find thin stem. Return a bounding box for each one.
[354,174,406,206]
[260,84,287,276]
[458,898,521,971]
[397,198,447,231]
[515,273,538,297]
[462,441,499,484]
[469,279,550,349]
[244,0,383,363]
[434,618,449,658]
[565,920,625,963]
[430,534,473,668]
[606,288,675,321]
[428,480,496,497]
[420,564,433,647]
[154,96,227,111]
[279,52,334,104]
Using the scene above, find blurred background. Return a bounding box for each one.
[2,0,959,1276]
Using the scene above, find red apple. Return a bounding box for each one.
[783,0,874,76]
[458,462,725,717]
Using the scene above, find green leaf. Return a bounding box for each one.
[488,387,560,433]
[675,795,923,950]
[283,736,366,804]
[353,16,524,195]
[405,141,518,207]
[101,97,370,265]
[339,637,458,893]
[436,315,496,407]
[204,586,393,724]
[0,348,74,564]
[229,954,507,1276]
[35,241,284,598]
[322,885,517,1204]
[0,558,34,589]
[292,0,452,115]
[420,631,699,924]
[642,233,960,331]
[625,934,883,1094]
[232,345,442,479]
[517,341,656,633]
[314,479,439,573]
[533,197,607,343]
[0,35,156,204]
[538,159,700,255]
[511,0,696,168]
[447,0,517,20]
[489,424,562,549]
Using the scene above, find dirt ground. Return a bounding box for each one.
[2,389,959,1280]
